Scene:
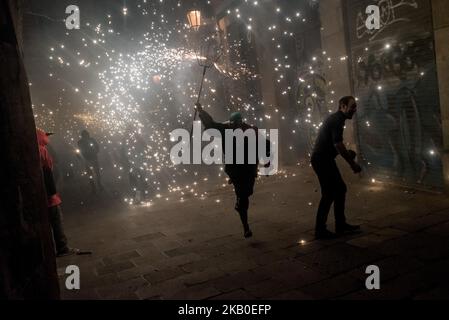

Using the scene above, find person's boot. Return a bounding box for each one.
[243,224,253,238]
[57,247,79,257]
[57,247,92,257]
[236,204,252,238]
[336,223,361,235]
[315,228,338,240]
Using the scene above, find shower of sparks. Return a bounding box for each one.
[30,0,353,205]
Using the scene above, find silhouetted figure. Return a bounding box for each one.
[77,130,103,193]
[36,129,77,256]
[311,96,362,239]
[196,103,270,238]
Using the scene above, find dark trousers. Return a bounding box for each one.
[311,157,347,231]
[228,172,255,231]
[48,205,69,254]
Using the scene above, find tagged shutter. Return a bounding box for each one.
[344,0,444,189]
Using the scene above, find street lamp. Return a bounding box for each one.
[187,10,201,30]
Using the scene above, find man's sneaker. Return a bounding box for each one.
[56,247,79,257]
[244,229,253,238]
[336,223,361,235]
[315,229,338,240]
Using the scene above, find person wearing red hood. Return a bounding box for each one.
[37,129,77,257]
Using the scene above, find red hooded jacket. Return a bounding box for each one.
[36,129,62,207]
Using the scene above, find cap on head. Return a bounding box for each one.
[229,112,243,124]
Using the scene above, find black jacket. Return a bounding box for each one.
[198,109,270,178]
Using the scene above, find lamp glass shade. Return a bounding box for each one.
[187,10,201,30]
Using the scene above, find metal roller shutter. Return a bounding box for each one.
[344,0,444,189]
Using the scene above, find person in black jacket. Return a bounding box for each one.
[311,96,362,239]
[195,103,270,238]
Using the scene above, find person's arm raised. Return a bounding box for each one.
[195,103,226,131]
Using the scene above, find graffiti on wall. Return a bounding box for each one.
[356,38,432,84]
[347,0,443,188]
[354,37,442,186]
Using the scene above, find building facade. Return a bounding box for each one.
[211,0,449,191]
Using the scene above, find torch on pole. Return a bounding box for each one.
[190,40,222,139]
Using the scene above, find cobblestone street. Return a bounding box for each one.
[57,161,449,300]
